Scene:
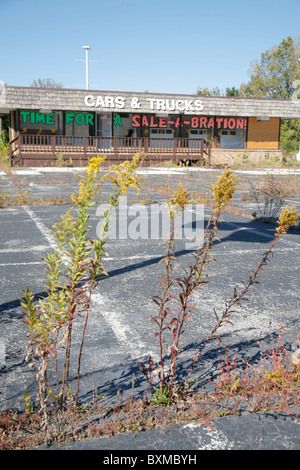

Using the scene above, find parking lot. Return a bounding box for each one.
[0,166,300,414]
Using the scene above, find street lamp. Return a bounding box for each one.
[82,46,90,90]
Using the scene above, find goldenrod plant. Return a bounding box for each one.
[275,204,299,237]
[140,168,299,405]
[21,155,140,443]
[0,131,9,166]
[1,164,299,448]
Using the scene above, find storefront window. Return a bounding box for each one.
[19,110,63,135]
[64,112,94,137]
[220,129,247,149]
[18,109,247,149]
[112,113,139,140]
[149,127,174,148]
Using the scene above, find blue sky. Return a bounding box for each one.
[1,0,300,95]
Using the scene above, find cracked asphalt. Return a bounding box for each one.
[0,166,300,451]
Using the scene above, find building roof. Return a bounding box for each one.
[1,85,300,119]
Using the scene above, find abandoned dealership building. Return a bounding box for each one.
[1,84,300,166]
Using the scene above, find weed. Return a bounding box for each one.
[231,152,284,170]
[140,169,238,400]
[1,164,300,449]
[22,388,34,414]
[53,153,73,168]
[150,385,173,407]
[0,189,10,208]
[20,154,141,443]
[0,131,9,167]
[140,168,299,405]
[249,174,294,220]
[0,328,299,449]
[16,188,31,204]
[210,326,300,416]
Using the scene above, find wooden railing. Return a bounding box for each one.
[9,133,211,166]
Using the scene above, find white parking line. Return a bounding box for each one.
[222,221,300,246]
[183,422,234,450]
[285,199,300,206]
[0,246,49,254]
[214,246,296,256]
[91,292,157,362]
[0,261,42,266]
[22,205,57,252]
[21,205,150,358]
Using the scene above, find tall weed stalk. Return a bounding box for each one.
[21,155,141,441]
[140,169,300,405]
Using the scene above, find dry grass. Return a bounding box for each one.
[0,334,299,450]
[0,165,299,449]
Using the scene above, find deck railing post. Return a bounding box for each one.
[208,142,211,166]
[83,136,87,161]
[52,134,56,157]
[144,137,148,154]
[114,137,118,160]
[19,133,23,166]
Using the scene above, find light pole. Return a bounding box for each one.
[82,46,90,90]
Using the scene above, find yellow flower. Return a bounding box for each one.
[52,209,76,242]
[104,154,141,195]
[168,182,191,211]
[212,168,237,211]
[276,205,300,237]
[87,156,106,176]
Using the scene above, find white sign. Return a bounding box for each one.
[84,95,204,113]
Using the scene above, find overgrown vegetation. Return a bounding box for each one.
[19,155,141,444]
[0,130,9,168]
[0,159,299,449]
[1,329,299,449]
[249,174,294,220]
[196,35,300,156]
[139,169,299,406]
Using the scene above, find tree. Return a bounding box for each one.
[225,86,240,97]
[30,78,63,89]
[240,36,300,99]
[196,86,240,97]
[280,118,300,154]
[196,86,222,96]
[240,36,300,155]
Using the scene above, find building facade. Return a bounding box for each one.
[1,85,300,166]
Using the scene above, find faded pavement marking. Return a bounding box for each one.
[21,205,150,359]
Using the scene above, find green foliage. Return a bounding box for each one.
[141,169,300,406]
[23,388,34,414]
[225,86,240,97]
[0,131,9,159]
[196,86,222,96]
[280,119,300,155]
[30,78,63,89]
[21,155,140,442]
[238,36,300,156]
[150,385,173,407]
[240,36,300,99]
[196,86,239,97]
